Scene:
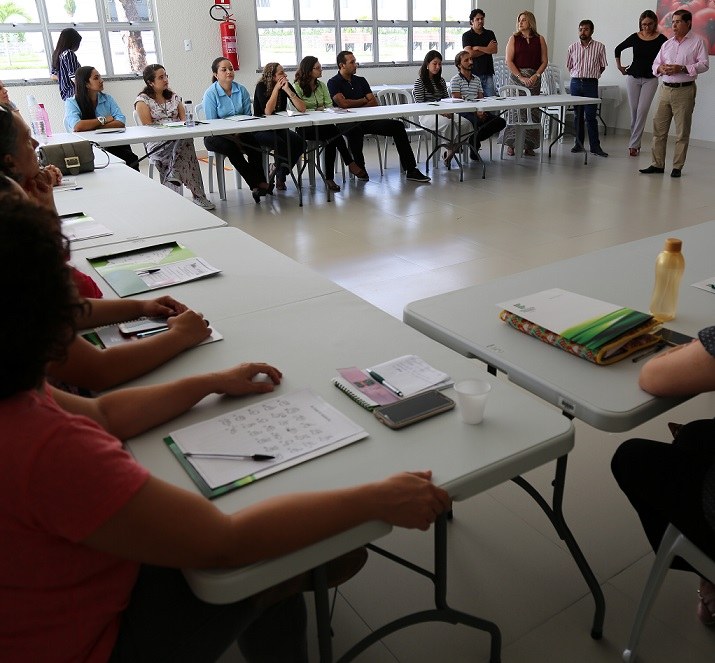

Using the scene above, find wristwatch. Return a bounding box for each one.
[97,116,106,126]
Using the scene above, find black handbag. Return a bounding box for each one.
[37,141,110,176]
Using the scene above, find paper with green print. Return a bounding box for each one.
[498,288,653,351]
[86,241,221,297]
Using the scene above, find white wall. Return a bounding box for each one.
[8,0,713,145]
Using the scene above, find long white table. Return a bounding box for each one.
[404,222,715,432]
[55,163,226,250]
[126,289,576,662]
[70,226,342,318]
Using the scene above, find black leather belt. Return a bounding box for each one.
[572,77,597,82]
[664,81,694,87]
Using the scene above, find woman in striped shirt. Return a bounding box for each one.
[51,28,82,102]
[413,50,473,167]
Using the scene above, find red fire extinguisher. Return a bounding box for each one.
[210,3,239,70]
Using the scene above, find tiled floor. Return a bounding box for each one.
[189,134,715,662]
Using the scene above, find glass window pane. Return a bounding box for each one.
[412,0,437,22]
[412,26,440,63]
[46,0,99,23]
[377,0,406,21]
[108,29,156,74]
[257,28,297,67]
[377,26,407,63]
[300,27,336,61]
[339,0,371,22]
[0,32,46,80]
[444,27,462,62]
[299,0,334,21]
[104,0,153,23]
[52,30,106,74]
[445,0,470,22]
[340,26,373,62]
[256,0,294,22]
[0,0,39,23]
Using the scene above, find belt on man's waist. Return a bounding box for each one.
[572,77,598,82]
[663,81,694,88]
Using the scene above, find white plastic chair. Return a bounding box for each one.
[131,109,156,181]
[540,64,566,140]
[623,524,715,662]
[492,56,509,92]
[499,84,543,162]
[195,103,242,201]
[376,89,427,168]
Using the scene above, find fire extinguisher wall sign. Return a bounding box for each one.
[210,3,239,70]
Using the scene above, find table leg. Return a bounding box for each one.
[511,455,605,639]
[312,564,334,663]
[337,514,502,662]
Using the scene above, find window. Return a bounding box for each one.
[0,0,160,81]
[254,0,472,68]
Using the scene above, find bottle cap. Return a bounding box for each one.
[664,238,682,252]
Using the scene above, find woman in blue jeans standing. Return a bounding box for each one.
[614,10,667,157]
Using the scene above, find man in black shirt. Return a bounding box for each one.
[326,51,430,183]
[462,8,498,97]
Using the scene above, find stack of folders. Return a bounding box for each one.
[497,288,662,365]
[332,355,453,411]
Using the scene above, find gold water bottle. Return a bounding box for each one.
[649,238,685,322]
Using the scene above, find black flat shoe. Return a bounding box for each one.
[671,168,682,178]
[639,165,665,174]
[252,188,262,203]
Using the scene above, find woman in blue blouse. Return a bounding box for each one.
[64,66,138,170]
[202,57,271,203]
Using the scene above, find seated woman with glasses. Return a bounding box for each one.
[412,50,474,167]
[292,56,366,191]
[252,62,307,192]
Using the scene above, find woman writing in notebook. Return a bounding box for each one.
[0,195,451,662]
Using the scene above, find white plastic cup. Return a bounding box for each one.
[454,379,492,424]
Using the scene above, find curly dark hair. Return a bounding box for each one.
[0,198,84,398]
[140,64,173,100]
[259,62,280,95]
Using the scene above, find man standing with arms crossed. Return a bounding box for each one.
[640,9,708,178]
[462,9,498,98]
[327,51,430,183]
[567,19,608,157]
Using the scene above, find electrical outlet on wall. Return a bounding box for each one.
[184,39,192,51]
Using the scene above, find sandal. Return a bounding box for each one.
[524,147,536,157]
[275,177,287,191]
[506,146,515,156]
[442,149,455,168]
[629,148,640,157]
[326,179,341,192]
[697,580,715,627]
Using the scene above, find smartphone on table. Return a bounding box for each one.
[373,390,455,429]
[658,328,694,347]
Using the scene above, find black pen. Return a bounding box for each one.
[367,370,403,397]
[184,452,276,461]
[137,268,161,275]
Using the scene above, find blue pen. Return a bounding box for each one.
[367,370,403,397]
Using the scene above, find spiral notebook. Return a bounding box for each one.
[332,355,453,411]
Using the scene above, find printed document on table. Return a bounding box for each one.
[60,213,112,242]
[165,388,368,497]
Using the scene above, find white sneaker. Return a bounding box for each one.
[192,196,215,210]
